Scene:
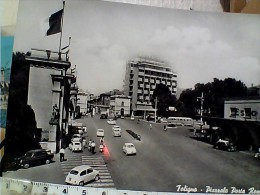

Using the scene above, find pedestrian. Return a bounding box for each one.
[164,125,167,131]
[137,119,140,124]
[60,147,65,162]
[100,137,104,145]
[91,141,96,154]
[88,139,92,151]
[149,123,152,130]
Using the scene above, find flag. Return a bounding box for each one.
[46,9,63,36]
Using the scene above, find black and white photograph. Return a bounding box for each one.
[1,0,260,194]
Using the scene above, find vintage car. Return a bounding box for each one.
[65,165,100,186]
[69,141,83,152]
[71,134,82,142]
[15,149,54,169]
[123,143,137,155]
[96,129,105,137]
[213,139,237,152]
[107,119,116,125]
[112,125,121,137]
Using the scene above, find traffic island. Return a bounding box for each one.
[126,129,141,141]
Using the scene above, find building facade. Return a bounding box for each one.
[26,50,75,153]
[224,97,260,122]
[124,57,177,116]
[110,95,131,117]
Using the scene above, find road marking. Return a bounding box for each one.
[61,154,115,188]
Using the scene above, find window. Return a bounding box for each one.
[230,107,238,118]
[80,170,86,176]
[121,101,124,106]
[87,168,93,174]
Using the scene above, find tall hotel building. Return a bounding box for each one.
[124,57,177,115]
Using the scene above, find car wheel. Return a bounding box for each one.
[95,174,100,181]
[46,159,50,164]
[79,181,84,186]
[24,164,30,169]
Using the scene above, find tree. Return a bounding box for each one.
[151,83,177,117]
[178,78,248,118]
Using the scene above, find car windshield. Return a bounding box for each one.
[25,152,34,157]
[74,143,80,145]
[127,145,134,148]
[98,130,104,132]
[70,170,79,175]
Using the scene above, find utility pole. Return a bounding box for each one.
[197,92,204,137]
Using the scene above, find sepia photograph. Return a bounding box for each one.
[1,0,260,194]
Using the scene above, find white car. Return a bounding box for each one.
[96,129,105,137]
[65,165,99,186]
[107,119,116,125]
[69,141,82,152]
[123,143,137,155]
[167,123,177,128]
[71,134,82,142]
[112,126,121,137]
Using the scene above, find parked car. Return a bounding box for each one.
[65,165,100,186]
[107,119,116,125]
[15,149,54,169]
[213,139,237,152]
[96,129,105,137]
[167,123,177,128]
[71,134,82,142]
[69,141,82,152]
[123,143,137,155]
[112,126,121,137]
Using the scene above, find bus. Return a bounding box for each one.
[167,117,194,127]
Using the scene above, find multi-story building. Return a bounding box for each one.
[124,57,177,117]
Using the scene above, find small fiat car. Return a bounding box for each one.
[107,119,116,125]
[123,143,137,155]
[69,141,82,152]
[112,125,121,137]
[213,139,237,152]
[96,129,105,137]
[65,165,99,186]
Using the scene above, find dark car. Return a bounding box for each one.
[15,149,54,169]
[213,139,237,152]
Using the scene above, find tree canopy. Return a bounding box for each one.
[151,83,177,117]
[179,78,248,118]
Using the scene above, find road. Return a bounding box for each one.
[3,115,260,193]
[78,115,260,192]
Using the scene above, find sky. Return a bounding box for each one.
[13,0,260,95]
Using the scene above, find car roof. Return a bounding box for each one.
[71,165,93,172]
[26,149,47,153]
[97,129,104,131]
[125,143,134,146]
[72,141,81,144]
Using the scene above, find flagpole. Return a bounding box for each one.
[59,1,65,60]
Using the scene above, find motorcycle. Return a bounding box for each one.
[99,144,104,152]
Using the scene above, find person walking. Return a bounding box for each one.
[91,141,96,154]
[60,147,65,162]
[164,125,167,131]
[88,139,92,152]
[149,123,152,130]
